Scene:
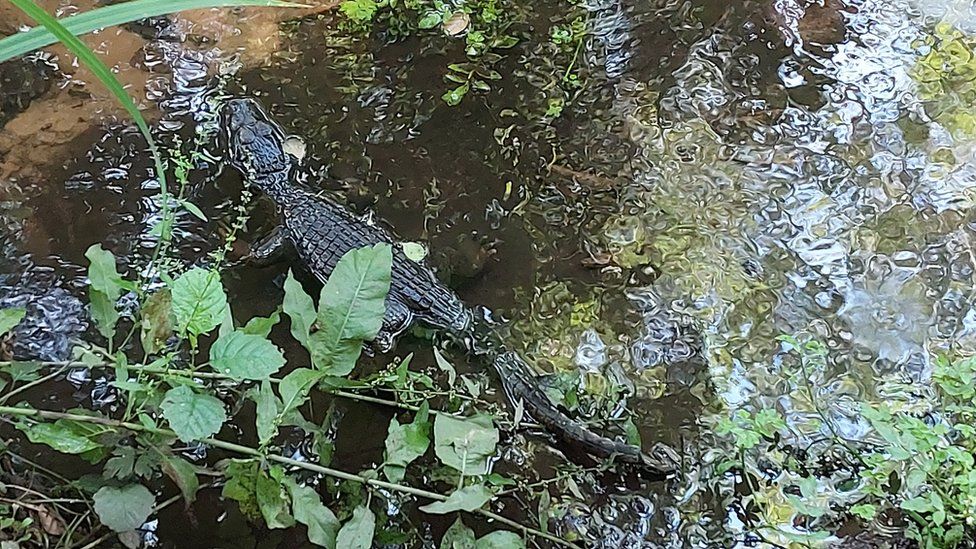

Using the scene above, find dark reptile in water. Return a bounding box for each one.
[220,97,676,476]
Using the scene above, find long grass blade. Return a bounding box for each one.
[0,0,308,64]
[7,0,171,239]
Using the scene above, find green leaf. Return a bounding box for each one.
[383,401,431,483]
[420,485,493,514]
[279,368,326,416]
[180,199,208,221]
[20,420,102,454]
[254,381,281,445]
[850,503,877,521]
[433,347,457,385]
[159,453,200,507]
[171,268,227,338]
[90,289,120,341]
[283,269,316,347]
[433,414,498,475]
[161,385,226,442]
[901,496,933,513]
[0,0,305,64]
[336,505,375,549]
[442,83,470,106]
[418,12,442,29]
[140,289,173,355]
[3,361,42,382]
[401,242,427,262]
[209,330,285,380]
[0,307,25,337]
[309,244,392,376]
[222,459,261,521]
[256,466,294,529]
[475,531,524,549]
[241,309,281,338]
[85,244,130,300]
[284,478,340,548]
[93,484,155,532]
[440,517,476,549]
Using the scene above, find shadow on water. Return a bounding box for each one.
[3,0,976,545]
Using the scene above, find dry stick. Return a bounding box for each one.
[0,406,578,549]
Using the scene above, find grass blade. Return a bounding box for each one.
[8,0,171,240]
[0,0,308,64]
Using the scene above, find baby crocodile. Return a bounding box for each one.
[220,97,675,476]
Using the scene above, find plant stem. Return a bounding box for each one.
[0,365,70,405]
[0,405,578,549]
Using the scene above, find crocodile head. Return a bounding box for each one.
[221,98,291,186]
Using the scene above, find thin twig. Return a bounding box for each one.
[0,406,578,549]
[0,365,71,405]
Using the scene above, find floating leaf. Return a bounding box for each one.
[420,485,492,514]
[401,242,428,262]
[93,484,155,533]
[0,307,25,337]
[283,269,316,347]
[442,83,470,106]
[284,478,340,548]
[161,385,226,442]
[336,505,375,549]
[383,401,431,483]
[433,414,498,475]
[209,330,285,380]
[171,268,227,338]
[309,244,392,376]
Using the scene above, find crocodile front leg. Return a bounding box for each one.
[374,297,415,352]
[238,226,293,268]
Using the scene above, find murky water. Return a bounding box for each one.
[2,0,976,546]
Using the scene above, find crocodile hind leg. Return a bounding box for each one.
[373,297,415,352]
[229,226,293,268]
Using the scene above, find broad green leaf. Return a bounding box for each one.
[440,517,476,549]
[255,467,294,529]
[309,244,392,376]
[284,478,340,548]
[901,496,932,513]
[420,485,493,514]
[336,505,375,549]
[171,268,227,337]
[254,381,280,445]
[3,361,42,382]
[209,330,285,380]
[93,484,155,532]
[159,453,200,507]
[85,244,130,300]
[140,289,173,355]
[475,531,524,548]
[433,414,498,475]
[20,420,101,454]
[383,401,431,483]
[90,289,119,341]
[0,0,305,64]
[181,199,208,221]
[279,368,326,415]
[242,309,281,338]
[850,503,877,521]
[0,307,25,337]
[161,385,226,442]
[283,270,315,347]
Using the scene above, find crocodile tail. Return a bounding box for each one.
[492,351,676,478]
